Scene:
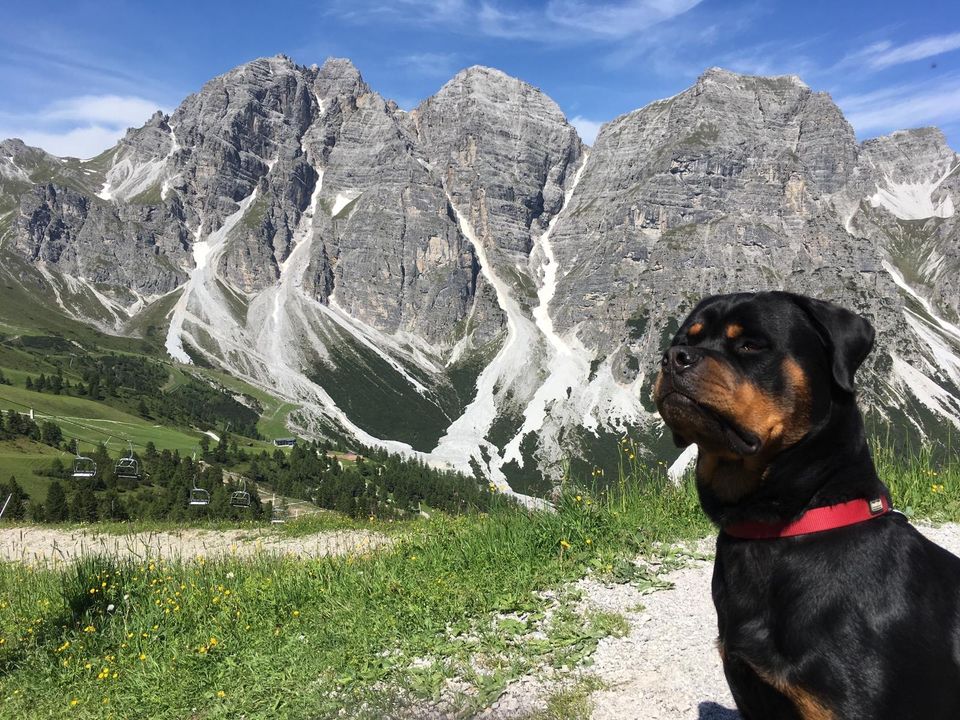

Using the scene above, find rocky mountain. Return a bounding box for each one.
[2,57,958,501]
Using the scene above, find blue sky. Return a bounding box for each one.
[2,0,960,157]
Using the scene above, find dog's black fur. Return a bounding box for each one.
[653,291,960,720]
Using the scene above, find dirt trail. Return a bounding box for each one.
[583,523,960,720]
[485,524,960,719]
[0,526,391,565]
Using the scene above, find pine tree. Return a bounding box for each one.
[137,398,150,418]
[70,485,98,522]
[25,377,33,391]
[40,421,62,447]
[0,477,27,519]
[45,481,69,522]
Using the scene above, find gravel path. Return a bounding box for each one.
[581,523,960,720]
[0,526,391,565]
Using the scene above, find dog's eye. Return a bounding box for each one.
[737,341,764,353]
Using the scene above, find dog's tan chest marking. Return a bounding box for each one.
[741,657,836,720]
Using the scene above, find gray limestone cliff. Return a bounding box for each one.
[1,59,958,490]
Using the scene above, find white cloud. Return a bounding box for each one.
[43,95,164,128]
[479,0,702,41]
[0,126,124,159]
[837,75,960,135]
[334,0,701,43]
[571,115,605,145]
[544,0,703,39]
[0,94,166,158]
[400,52,461,77]
[329,0,467,23]
[854,32,960,70]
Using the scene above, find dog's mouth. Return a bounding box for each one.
[657,390,762,456]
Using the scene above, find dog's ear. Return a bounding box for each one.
[790,295,875,393]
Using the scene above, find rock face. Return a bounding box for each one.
[1,58,958,496]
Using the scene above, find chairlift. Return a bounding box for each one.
[270,494,286,524]
[188,486,211,506]
[230,478,251,508]
[115,442,140,479]
[72,442,97,479]
[188,452,210,506]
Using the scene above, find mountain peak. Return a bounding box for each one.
[448,65,531,90]
[698,66,809,89]
[315,56,368,98]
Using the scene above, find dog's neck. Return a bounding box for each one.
[695,395,886,528]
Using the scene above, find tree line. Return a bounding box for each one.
[0,411,494,524]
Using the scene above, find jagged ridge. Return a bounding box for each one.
[2,57,959,499]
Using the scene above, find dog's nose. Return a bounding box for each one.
[662,346,702,374]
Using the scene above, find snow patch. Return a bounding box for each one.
[869,160,960,220]
[903,311,960,389]
[159,129,181,200]
[668,444,698,483]
[892,356,960,429]
[0,156,29,182]
[430,186,542,501]
[503,155,590,464]
[330,191,361,217]
[883,260,960,341]
[165,190,261,363]
[99,129,179,202]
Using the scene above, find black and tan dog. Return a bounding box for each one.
[654,291,960,720]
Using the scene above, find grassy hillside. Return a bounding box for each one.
[0,273,289,493]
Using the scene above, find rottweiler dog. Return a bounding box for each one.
[653,291,960,720]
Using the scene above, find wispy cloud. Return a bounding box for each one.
[598,1,767,75]
[42,96,165,128]
[716,38,822,80]
[0,95,167,158]
[851,32,960,70]
[0,126,125,159]
[327,0,467,24]
[399,52,462,78]
[837,74,960,135]
[479,0,703,41]
[570,115,604,145]
[331,0,702,43]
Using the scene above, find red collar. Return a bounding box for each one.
[724,496,892,539]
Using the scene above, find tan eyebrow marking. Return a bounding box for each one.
[726,324,743,339]
[688,322,704,336]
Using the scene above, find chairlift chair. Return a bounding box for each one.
[188,486,211,506]
[115,442,140,479]
[72,443,97,479]
[271,495,286,524]
[187,452,210,506]
[230,479,251,508]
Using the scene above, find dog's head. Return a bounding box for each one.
[653,292,874,505]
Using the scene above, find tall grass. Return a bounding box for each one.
[872,438,959,521]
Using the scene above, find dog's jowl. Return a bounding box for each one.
[654,291,960,720]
